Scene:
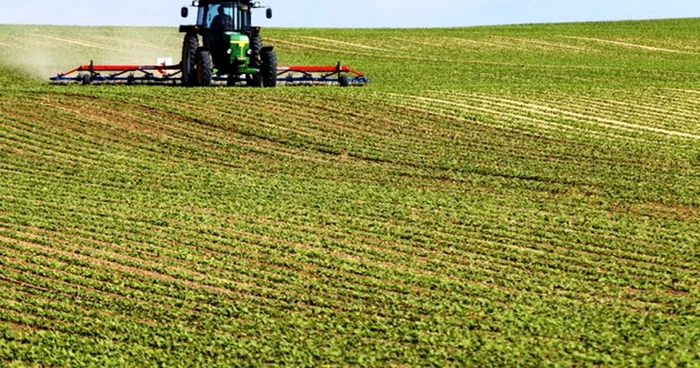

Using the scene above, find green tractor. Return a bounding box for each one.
[50,2,369,87]
[179,0,276,87]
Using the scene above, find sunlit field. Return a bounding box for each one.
[0,19,698,366]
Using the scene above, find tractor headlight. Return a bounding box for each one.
[246,49,252,56]
[192,1,199,6]
[227,48,232,55]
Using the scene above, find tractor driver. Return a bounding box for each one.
[211,5,233,30]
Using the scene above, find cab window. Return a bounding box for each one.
[206,3,235,30]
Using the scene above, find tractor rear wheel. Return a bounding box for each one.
[196,50,213,87]
[261,50,277,88]
[181,33,198,86]
[247,36,267,87]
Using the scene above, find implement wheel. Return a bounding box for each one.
[339,74,349,87]
[80,74,92,85]
[196,50,213,87]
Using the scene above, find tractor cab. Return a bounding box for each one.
[194,2,251,32]
[179,0,276,87]
[181,1,271,35]
[196,3,246,69]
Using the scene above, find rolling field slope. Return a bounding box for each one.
[0,19,699,366]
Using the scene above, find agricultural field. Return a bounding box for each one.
[0,18,699,366]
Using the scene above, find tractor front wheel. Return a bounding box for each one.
[196,50,213,87]
[227,74,239,87]
[261,50,277,88]
[246,73,262,87]
[249,35,263,68]
[246,35,264,87]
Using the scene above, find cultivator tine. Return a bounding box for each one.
[275,62,369,87]
[50,60,184,85]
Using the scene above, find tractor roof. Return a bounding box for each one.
[195,0,253,5]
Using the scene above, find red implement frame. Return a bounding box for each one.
[276,63,368,86]
[51,61,369,86]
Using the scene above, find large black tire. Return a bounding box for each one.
[261,50,277,88]
[181,33,198,87]
[227,74,239,87]
[246,35,264,87]
[246,73,262,88]
[249,35,263,68]
[196,50,213,87]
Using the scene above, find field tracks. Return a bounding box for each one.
[558,35,699,54]
[0,40,25,49]
[295,36,389,52]
[416,91,700,140]
[385,92,656,143]
[25,33,121,52]
[443,37,511,49]
[466,94,700,139]
[494,36,594,52]
[88,34,168,51]
[388,92,571,132]
[536,94,700,134]
[266,37,373,57]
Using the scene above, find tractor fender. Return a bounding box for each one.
[261,46,274,54]
[179,25,200,34]
[248,26,261,36]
